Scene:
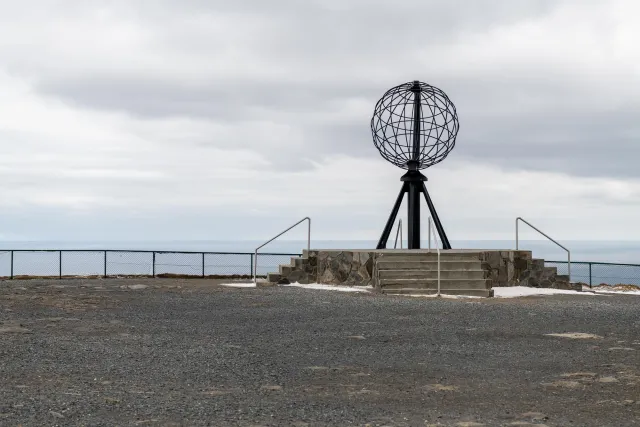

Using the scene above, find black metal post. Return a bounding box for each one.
[376,183,407,249]
[589,263,592,288]
[59,251,62,279]
[250,254,253,277]
[421,182,452,249]
[202,253,205,277]
[10,250,13,279]
[104,251,108,278]
[408,81,423,250]
[152,252,156,277]
[403,167,427,250]
[407,181,421,249]
[411,81,422,160]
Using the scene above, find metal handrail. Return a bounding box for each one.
[373,254,380,288]
[516,217,571,279]
[1,249,298,255]
[393,219,403,249]
[427,216,441,296]
[253,217,311,283]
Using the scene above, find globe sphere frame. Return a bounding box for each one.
[371,81,459,171]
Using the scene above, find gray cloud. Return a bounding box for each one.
[1,0,639,242]
[39,72,640,177]
[22,0,635,179]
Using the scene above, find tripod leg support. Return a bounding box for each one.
[421,182,452,249]
[376,183,407,249]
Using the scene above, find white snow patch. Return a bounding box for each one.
[283,283,372,293]
[546,332,603,339]
[495,286,640,298]
[219,282,257,288]
[590,289,640,296]
[493,286,599,298]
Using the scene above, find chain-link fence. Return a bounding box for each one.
[547,261,640,287]
[12,251,62,278]
[0,250,301,279]
[4,250,637,286]
[0,251,10,277]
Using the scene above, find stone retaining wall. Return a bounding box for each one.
[478,250,575,290]
[275,249,577,290]
[279,250,375,286]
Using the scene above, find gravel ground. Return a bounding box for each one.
[1,278,640,427]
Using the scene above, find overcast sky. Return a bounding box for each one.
[0,0,639,243]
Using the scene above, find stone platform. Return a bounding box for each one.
[264,249,577,297]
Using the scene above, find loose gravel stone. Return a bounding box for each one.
[1,278,639,426]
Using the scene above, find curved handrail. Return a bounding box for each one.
[516,217,571,279]
[393,219,403,249]
[253,217,311,283]
[427,217,441,296]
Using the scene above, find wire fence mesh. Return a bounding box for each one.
[107,251,154,277]
[155,252,203,277]
[205,253,253,276]
[12,251,61,278]
[60,251,106,277]
[547,261,640,287]
[0,250,301,279]
[0,251,11,278]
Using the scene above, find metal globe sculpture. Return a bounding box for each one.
[373,80,459,250]
[371,81,459,170]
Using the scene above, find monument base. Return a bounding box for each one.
[264,249,577,297]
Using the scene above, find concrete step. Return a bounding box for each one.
[279,265,293,275]
[290,257,305,268]
[377,253,481,262]
[267,272,282,282]
[376,260,482,271]
[532,258,545,269]
[382,288,494,297]
[255,278,276,288]
[379,278,490,290]
[378,269,485,280]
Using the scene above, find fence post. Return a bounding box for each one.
[10,250,13,279]
[104,251,108,278]
[250,253,253,277]
[152,252,156,277]
[589,263,592,288]
[202,253,205,278]
[59,251,62,279]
